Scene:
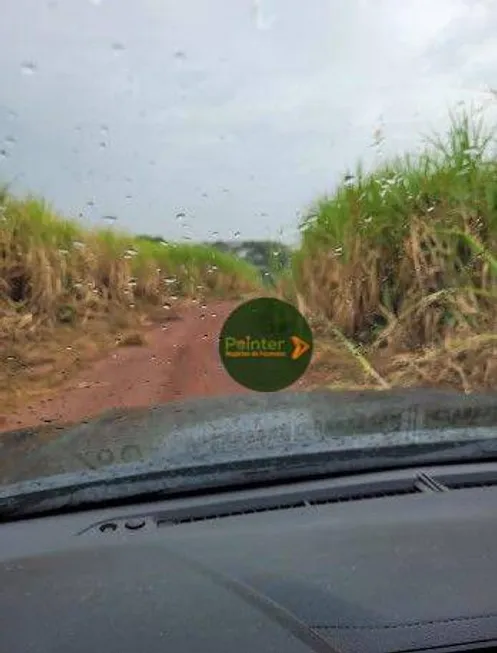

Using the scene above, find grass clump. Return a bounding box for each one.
[117,332,147,347]
[0,194,261,333]
[277,104,497,392]
[0,194,262,403]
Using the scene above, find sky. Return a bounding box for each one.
[1,0,497,245]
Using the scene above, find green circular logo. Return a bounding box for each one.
[219,297,313,392]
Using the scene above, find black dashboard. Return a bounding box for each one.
[2,461,497,653]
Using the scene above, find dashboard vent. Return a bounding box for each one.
[82,466,497,536]
[82,476,428,535]
[434,469,497,491]
[155,478,423,527]
[413,471,449,493]
[403,643,497,652]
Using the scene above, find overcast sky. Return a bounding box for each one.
[1,0,497,244]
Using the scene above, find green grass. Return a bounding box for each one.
[0,192,262,332]
[2,102,497,395]
[276,104,497,391]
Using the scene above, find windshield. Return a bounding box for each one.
[0,0,496,492]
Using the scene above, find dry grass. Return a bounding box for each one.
[117,332,147,347]
[2,103,497,406]
[278,105,497,393]
[0,193,262,407]
[0,302,158,410]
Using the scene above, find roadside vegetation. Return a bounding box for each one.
[0,194,261,405]
[1,103,495,411]
[277,105,497,392]
[208,239,292,287]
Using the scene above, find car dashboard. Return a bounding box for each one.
[1,461,497,653]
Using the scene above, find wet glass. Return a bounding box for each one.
[0,0,496,488]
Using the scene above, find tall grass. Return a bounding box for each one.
[0,193,262,339]
[2,103,497,395]
[277,105,497,390]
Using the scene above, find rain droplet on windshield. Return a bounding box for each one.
[174,50,187,60]
[175,211,186,220]
[111,42,125,53]
[0,149,8,160]
[21,61,37,75]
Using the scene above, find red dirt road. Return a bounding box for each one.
[1,300,310,433]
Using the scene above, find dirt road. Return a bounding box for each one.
[0,300,310,434]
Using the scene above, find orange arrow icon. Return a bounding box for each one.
[290,335,310,360]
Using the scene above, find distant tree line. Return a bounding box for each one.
[136,234,292,286]
[136,234,165,243]
[210,240,292,286]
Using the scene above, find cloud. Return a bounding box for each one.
[0,0,496,242]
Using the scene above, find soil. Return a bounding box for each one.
[0,300,314,434]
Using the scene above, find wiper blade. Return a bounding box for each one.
[2,435,497,521]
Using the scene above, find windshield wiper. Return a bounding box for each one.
[1,435,497,521]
